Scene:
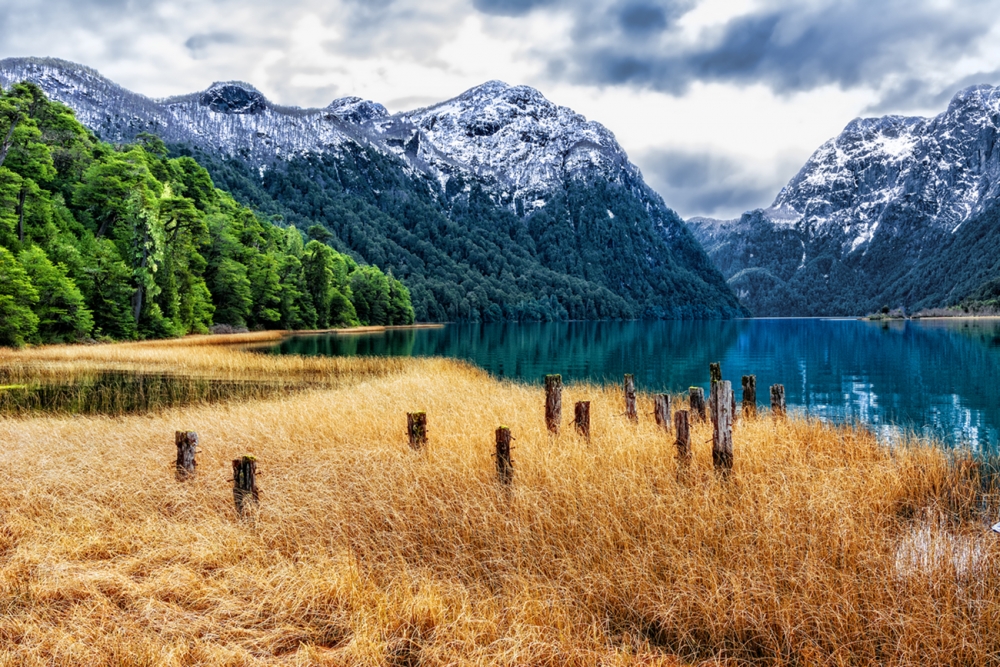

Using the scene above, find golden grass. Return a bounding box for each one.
[0,341,997,665]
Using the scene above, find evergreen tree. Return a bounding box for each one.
[0,245,39,346]
[17,245,93,342]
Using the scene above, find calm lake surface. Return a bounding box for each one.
[271,319,1000,451]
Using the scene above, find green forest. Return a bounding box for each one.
[0,82,413,347]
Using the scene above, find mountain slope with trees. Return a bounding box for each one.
[0,82,412,347]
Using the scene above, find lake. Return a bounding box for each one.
[270,318,1000,451]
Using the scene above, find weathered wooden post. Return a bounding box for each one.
[711,380,734,474]
[495,427,513,485]
[654,394,671,431]
[624,374,638,423]
[742,376,757,418]
[175,430,198,480]
[674,409,691,476]
[232,456,259,515]
[407,412,427,450]
[574,401,591,441]
[689,387,706,422]
[770,384,786,418]
[545,374,562,434]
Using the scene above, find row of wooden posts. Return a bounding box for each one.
[174,364,788,512]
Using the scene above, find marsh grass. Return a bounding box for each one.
[0,338,998,665]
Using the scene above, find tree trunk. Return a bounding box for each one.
[711,380,734,474]
[624,374,637,423]
[407,412,427,450]
[574,401,591,441]
[742,375,757,418]
[674,409,691,477]
[232,456,259,515]
[689,387,706,422]
[0,117,18,169]
[545,374,562,434]
[495,427,513,485]
[175,430,198,480]
[770,384,786,418]
[654,394,671,431]
[16,187,25,243]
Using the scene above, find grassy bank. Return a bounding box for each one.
[0,339,997,665]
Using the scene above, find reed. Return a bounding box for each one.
[0,340,996,665]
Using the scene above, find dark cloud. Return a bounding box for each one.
[636,148,789,218]
[470,0,996,97]
[184,33,239,59]
[618,4,670,33]
[472,0,556,16]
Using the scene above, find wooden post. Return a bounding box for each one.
[232,456,259,515]
[770,384,786,418]
[495,427,513,485]
[689,387,706,422]
[175,430,197,480]
[574,401,591,441]
[674,409,691,476]
[407,412,427,450]
[545,374,562,434]
[654,394,671,431]
[742,376,757,418]
[711,380,734,474]
[624,374,638,423]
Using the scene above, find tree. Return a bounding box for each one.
[18,245,93,342]
[0,245,39,347]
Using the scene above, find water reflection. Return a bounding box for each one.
[272,319,1000,451]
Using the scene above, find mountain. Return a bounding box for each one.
[0,57,743,321]
[687,85,1000,316]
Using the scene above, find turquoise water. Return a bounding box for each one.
[271,318,1000,451]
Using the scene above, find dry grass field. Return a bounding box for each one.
[0,337,998,665]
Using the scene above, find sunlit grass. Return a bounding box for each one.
[0,337,996,665]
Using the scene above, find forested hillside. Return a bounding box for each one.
[0,82,413,347]
[177,145,742,322]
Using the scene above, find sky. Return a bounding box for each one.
[2,0,1000,219]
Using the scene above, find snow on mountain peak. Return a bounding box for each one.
[199,82,268,115]
[326,96,389,124]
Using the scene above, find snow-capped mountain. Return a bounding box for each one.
[687,84,1000,316]
[0,57,643,211]
[771,85,1000,253]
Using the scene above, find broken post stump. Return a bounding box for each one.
[175,430,198,480]
[770,384,786,418]
[674,409,691,475]
[711,380,734,474]
[495,427,513,485]
[574,401,591,441]
[710,362,722,385]
[407,412,427,450]
[654,394,671,431]
[545,374,563,434]
[232,455,259,515]
[624,374,638,423]
[742,375,757,418]
[689,387,706,422]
